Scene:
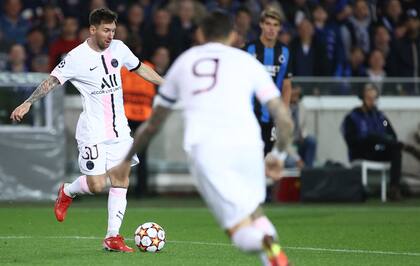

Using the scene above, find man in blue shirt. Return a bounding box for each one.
[342,84,402,200]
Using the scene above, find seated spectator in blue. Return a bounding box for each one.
[289,85,316,167]
[341,84,403,200]
[0,0,31,44]
[6,43,28,73]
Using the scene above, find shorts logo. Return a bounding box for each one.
[86,160,95,170]
[111,59,118,68]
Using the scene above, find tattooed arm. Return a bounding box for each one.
[10,75,61,122]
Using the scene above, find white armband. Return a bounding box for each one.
[270,147,287,162]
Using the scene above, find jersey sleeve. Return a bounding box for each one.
[154,59,180,108]
[50,53,76,85]
[251,57,280,105]
[120,41,141,71]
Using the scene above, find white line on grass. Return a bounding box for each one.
[1,235,419,257]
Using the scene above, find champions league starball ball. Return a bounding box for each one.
[134,222,166,252]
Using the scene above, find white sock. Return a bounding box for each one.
[106,187,127,238]
[253,216,279,266]
[231,225,265,252]
[63,175,93,198]
[253,216,277,239]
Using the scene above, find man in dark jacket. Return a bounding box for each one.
[342,84,402,200]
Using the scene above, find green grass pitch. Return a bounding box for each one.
[0,197,419,265]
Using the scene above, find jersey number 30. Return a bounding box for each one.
[192,58,219,95]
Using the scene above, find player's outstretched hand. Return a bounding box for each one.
[10,102,32,122]
[109,160,132,181]
[265,153,284,181]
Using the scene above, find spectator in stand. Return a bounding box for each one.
[0,28,13,71]
[25,27,48,69]
[150,46,171,76]
[57,0,83,18]
[125,3,145,41]
[31,54,49,73]
[234,6,257,48]
[312,4,345,76]
[342,84,403,201]
[278,29,292,46]
[321,0,353,24]
[142,8,184,62]
[115,23,129,43]
[37,4,62,43]
[168,0,204,51]
[341,46,367,77]
[372,25,391,62]
[0,0,31,44]
[6,43,27,73]
[366,49,386,93]
[288,85,316,168]
[380,0,403,39]
[341,0,372,61]
[290,18,331,76]
[48,16,81,71]
[283,0,315,26]
[78,27,90,42]
[388,9,420,80]
[121,61,157,198]
[205,0,241,16]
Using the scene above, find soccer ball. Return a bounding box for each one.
[134,222,166,252]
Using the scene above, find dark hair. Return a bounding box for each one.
[198,11,233,41]
[358,83,379,100]
[89,8,118,26]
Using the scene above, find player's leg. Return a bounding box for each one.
[54,143,107,222]
[54,174,106,222]
[188,142,290,266]
[228,210,289,266]
[102,138,139,252]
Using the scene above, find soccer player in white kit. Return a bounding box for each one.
[111,11,293,265]
[10,8,164,252]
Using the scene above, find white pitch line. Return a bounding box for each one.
[0,236,419,257]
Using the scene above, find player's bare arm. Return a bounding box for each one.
[109,105,172,180]
[267,97,293,151]
[10,75,60,122]
[281,78,292,107]
[135,63,165,85]
[125,105,171,161]
[265,97,293,179]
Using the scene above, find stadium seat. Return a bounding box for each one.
[351,160,391,202]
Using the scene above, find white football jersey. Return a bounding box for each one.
[156,42,280,151]
[51,39,140,144]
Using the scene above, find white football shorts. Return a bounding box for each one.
[77,137,139,176]
[187,141,266,229]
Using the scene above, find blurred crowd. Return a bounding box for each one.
[1,0,420,85]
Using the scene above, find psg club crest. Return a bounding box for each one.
[111,59,119,68]
[86,160,94,170]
